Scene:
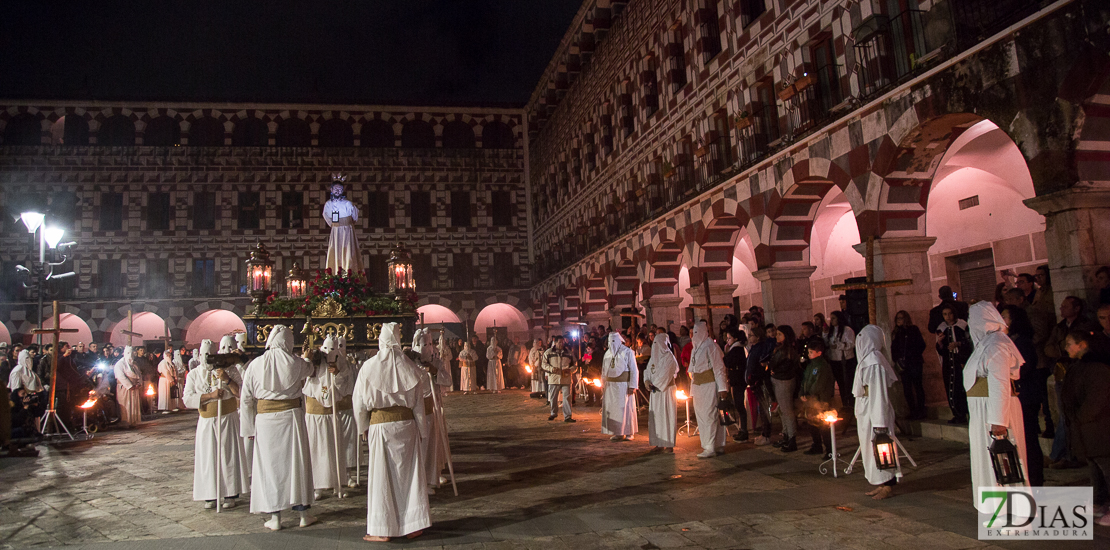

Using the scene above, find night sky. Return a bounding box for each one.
[0,1,583,107]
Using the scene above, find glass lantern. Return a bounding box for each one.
[287,262,306,299]
[872,429,898,470]
[246,241,274,310]
[989,433,1026,485]
[387,244,414,296]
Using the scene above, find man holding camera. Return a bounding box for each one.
[542,336,576,423]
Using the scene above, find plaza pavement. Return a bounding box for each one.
[0,390,1104,549]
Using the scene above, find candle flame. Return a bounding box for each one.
[524,365,532,374]
[675,389,689,400]
[592,378,603,388]
[79,398,97,409]
[146,384,155,396]
[822,411,839,423]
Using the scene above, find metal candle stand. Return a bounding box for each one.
[818,413,841,477]
[676,390,699,437]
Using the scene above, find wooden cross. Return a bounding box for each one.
[119,309,143,347]
[619,285,644,319]
[31,301,79,424]
[157,326,173,353]
[689,272,731,339]
[830,236,913,324]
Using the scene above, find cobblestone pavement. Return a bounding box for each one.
[1,390,1103,549]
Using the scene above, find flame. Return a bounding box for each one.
[675,389,689,400]
[79,398,97,409]
[524,365,532,374]
[591,378,603,388]
[822,410,839,423]
[146,384,155,396]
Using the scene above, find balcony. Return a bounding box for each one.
[853,10,928,100]
[736,103,779,170]
[951,0,1048,50]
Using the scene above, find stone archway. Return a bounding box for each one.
[183,309,246,349]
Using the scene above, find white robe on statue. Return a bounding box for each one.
[688,321,728,454]
[459,344,479,392]
[601,333,639,437]
[323,197,364,274]
[113,347,144,428]
[354,323,432,538]
[239,326,315,514]
[303,336,352,492]
[964,302,1029,511]
[184,339,249,501]
[486,337,505,391]
[853,325,900,486]
[646,333,678,448]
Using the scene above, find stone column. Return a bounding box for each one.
[683,281,738,330]
[1025,184,1110,314]
[643,296,684,331]
[852,236,942,405]
[753,266,816,331]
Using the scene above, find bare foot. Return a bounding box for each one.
[406,530,424,539]
[870,486,893,500]
[363,535,389,542]
[865,487,882,496]
[663,447,674,453]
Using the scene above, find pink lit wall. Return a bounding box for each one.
[184,310,246,348]
[473,303,529,342]
[109,312,166,347]
[43,313,94,345]
[0,322,11,345]
[809,194,866,316]
[731,235,762,311]
[416,304,461,325]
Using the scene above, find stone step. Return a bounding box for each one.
[913,418,1054,456]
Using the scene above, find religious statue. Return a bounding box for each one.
[323,173,364,275]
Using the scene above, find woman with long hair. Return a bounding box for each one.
[825,311,857,416]
[767,325,800,452]
[999,304,1046,486]
[813,313,829,337]
[891,311,926,420]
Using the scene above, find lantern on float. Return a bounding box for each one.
[989,432,1026,485]
[387,244,414,297]
[872,429,898,470]
[287,262,307,299]
[246,242,274,311]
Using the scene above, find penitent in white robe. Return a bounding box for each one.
[853,325,899,486]
[486,339,505,391]
[354,323,432,538]
[239,326,315,514]
[646,334,678,448]
[528,344,545,393]
[601,333,639,437]
[323,198,364,275]
[688,322,728,454]
[458,346,479,392]
[157,356,180,410]
[183,355,249,501]
[8,350,42,393]
[113,347,144,428]
[303,351,352,491]
[964,303,1029,511]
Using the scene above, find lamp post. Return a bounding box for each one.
[387,244,414,299]
[246,242,274,313]
[19,211,76,346]
[287,262,307,299]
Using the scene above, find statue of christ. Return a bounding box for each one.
[323,175,364,275]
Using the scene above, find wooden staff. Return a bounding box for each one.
[210,368,224,513]
[328,361,344,499]
[427,370,458,496]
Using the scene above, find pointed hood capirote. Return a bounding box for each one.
[362,322,422,393]
[251,325,309,394]
[852,325,898,398]
[964,301,1024,390]
[608,332,627,354]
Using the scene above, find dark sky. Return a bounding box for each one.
[0,1,582,107]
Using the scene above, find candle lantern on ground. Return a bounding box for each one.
[246,242,274,312]
[872,429,897,470]
[989,433,1026,485]
[287,262,306,299]
[387,244,414,298]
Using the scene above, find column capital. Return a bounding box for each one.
[852,236,936,257]
[644,295,684,308]
[752,265,817,282]
[1023,184,1110,216]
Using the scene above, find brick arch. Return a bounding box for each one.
[691,198,752,283]
[1072,68,1110,186]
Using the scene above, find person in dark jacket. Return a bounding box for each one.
[799,338,835,457]
[722,327,748,442]
[936,304,971,424]
[1061,329,1110,525]
[746,320,776,446]
[767,326,800,452]
[891,310,927,420]
[999,304,1046,487]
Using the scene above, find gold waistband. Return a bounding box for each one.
[257,398,302,414]
[332,216,354,226]
[370,406,415,425]
[691,369,717,385]
[199,398,238,419]
[966,377,1019,398]
[606,371,630,383]
[305,396,333,415]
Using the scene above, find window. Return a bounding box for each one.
[412,253,433,291]
[282,191,304,229]
[365,254,389,292]
[401,120,435,148]
[144,116,180,146]
[275,118,311,147]
[450,191,471,227]
[142,259,171,297]
[193,192,216,230]
[2,114,41,145]
[410,191,432,227]
[738,0,766,28]
[453,253,473,289]
[238,191,261,230]
[232,117,269,146]
[191,259,216,296]
[696,1,722,63]
[147,192,171,231]
[493,252,514,288]
[641,68,659,117]
[482,121,515,149]
[812,37,844,112]
[442,121,475,148]
[318,118,354,147]
[99,115,135,146]
[97,259,123,299]
[666,28,687,93]
[100,192,124,231]
[491,191,513,227]
[189,117,224,146]
[360,120,395,147]
[366,191,390,227]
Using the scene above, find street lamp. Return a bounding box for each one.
[287,262,307,299]
[20,211,76,346]
[246,242,274,312]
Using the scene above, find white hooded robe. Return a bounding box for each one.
[183,339,249,501]
[646,333,678,448]
[239,326,315,514]
[354,322,432,538]
[486,337,505,391]
[113,347,144,428]
[853,325,899,486]
[303,335,352,491]
[459,344,479,392]
[8,350,43,393]
[688,321,728,453]
[157,351,181,410]
[601,333,639,436]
